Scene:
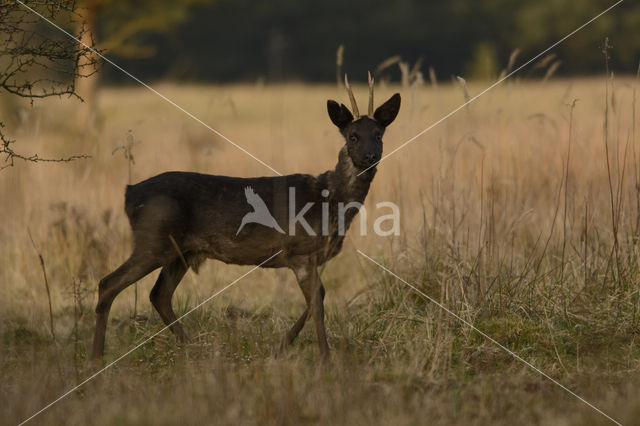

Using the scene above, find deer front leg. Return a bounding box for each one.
[280,283,326,348]
[280,307,309,351]
[283,260,329,359]
[278,270,311,353]
[309,270,329,359]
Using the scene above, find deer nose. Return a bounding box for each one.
[365,153,378,163]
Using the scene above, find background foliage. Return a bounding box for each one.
[104,0,640,83]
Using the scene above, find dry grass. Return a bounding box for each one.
[2,76,640,425]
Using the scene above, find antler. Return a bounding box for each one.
[344,74,360,118]
[368,71,374,116]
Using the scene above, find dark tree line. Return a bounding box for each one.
[106,0,640,84]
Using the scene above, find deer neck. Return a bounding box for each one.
[328,145,376,204]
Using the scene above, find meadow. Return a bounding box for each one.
[2,75,640,425]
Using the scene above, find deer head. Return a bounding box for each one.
[327,72,401,169]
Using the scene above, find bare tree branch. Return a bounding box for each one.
[0,0,101,169]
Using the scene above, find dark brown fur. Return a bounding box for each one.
[91,93,401,360]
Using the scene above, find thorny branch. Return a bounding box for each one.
[1,121,90,170]
[0,0,101,169]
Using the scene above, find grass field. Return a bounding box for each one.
[2,76,640,425]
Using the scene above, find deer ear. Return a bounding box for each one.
[373,93,401,127]
[327,100,354,128]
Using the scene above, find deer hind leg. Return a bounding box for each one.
[91,253,159,359]
[149,258,190,343]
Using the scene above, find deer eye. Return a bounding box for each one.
[376,133,382,142]
[349,134,358,143]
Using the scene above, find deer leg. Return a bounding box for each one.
[281,283,325,349]
[91,254,159,359]
[281,308,309,350]
[282,261,329,358]
[149,259,190,343]
[309,270,330,360]
[278,265,312,352]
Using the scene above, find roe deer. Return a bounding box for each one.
[91,73,401,360]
